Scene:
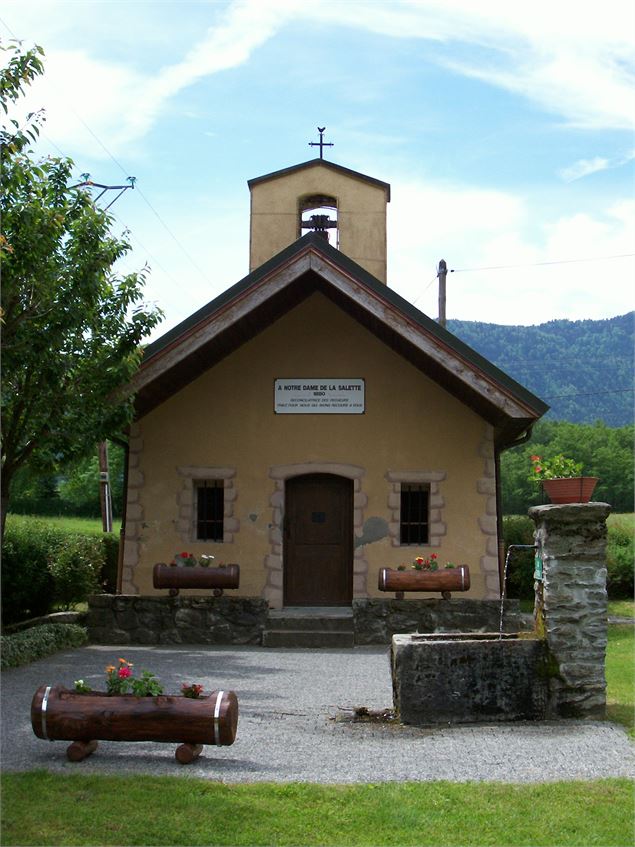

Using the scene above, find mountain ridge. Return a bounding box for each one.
[446,312,634,426]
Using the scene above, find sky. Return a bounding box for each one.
[2,0,634,343]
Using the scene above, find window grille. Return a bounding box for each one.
[399,483,430,545]
[196,480,224,542]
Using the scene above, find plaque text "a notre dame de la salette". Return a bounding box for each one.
[274,379,365,414]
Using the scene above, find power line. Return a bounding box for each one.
[62,108,212,287]
[543,388,634,400]
[412,275,438,306]
[133,183,212,285]
[449,253,635,274]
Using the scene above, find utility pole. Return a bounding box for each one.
[98,442,113,533]
[437,259,447,328]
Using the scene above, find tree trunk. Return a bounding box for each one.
[1,466,13,544]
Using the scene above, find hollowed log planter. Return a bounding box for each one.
[378,565,470,599]
[31,685,238,764]
[153,563,240,597]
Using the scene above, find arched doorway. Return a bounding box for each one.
[284,474,353,606]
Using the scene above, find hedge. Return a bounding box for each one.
[1,518,118,625]
[0,624,88,670]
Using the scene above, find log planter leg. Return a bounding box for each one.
[175,743,203,764]
[66,740,99,762]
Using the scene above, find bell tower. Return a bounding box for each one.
[248,153,391,283]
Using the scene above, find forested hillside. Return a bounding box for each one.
[447,313,634,426]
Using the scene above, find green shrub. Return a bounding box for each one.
[100,533,119,594]
[48,536,102,610]
[502,515,535,600]
[1,519,60,624]
[0,624,88,670]
[607,519,634,598]
[2,517,119,625]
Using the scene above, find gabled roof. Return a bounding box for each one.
[248,158,391,201]
[131,233,548,447]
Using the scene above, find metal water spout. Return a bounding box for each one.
[499,544,537,639]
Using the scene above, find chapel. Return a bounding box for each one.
[119,151,548,608]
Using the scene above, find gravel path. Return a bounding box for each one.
[3,644,634,783]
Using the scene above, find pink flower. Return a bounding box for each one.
[118,666,132,679]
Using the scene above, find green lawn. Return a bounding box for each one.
[608,512,634,532]
[1,772,633,847]
[606,624,635,736]
[609,600,635,618]
[6,514,120,536]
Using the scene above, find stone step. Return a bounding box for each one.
[265,614,354,633]
[262,628,355,648]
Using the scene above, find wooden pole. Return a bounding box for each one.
[98,442,113,533]
[437,259,447,328]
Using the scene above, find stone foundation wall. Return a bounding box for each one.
[353,598,524,644]
[530,502,610,718]
[88,595,268,646]
[88,596,524,646]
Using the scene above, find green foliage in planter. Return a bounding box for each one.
[48,536,102,610]
[0,624,87,670]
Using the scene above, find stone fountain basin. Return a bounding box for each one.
[391,631,551,725]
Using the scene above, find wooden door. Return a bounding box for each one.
[284,474,353,606]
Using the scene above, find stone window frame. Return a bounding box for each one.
[176,466,239,545]
[386,470,447,548]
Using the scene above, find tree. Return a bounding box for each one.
[500,420,634,514]
[1,42,163,538]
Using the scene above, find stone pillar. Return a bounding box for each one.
[529,503,610,718]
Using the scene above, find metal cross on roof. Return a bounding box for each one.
[309,126,334,159]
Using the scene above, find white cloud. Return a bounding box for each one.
[310,0,635,130]
[560,149,635,182]
[5,0,634,156]
[559,158,610,182]
[387,180,635,324]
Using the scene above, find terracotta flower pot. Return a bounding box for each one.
[542,477,599,504]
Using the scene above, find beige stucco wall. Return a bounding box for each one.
[123,293,499,603]
[249,163,388,282]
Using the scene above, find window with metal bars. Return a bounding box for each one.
[399,483,430,545]
[195,480,224,542]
